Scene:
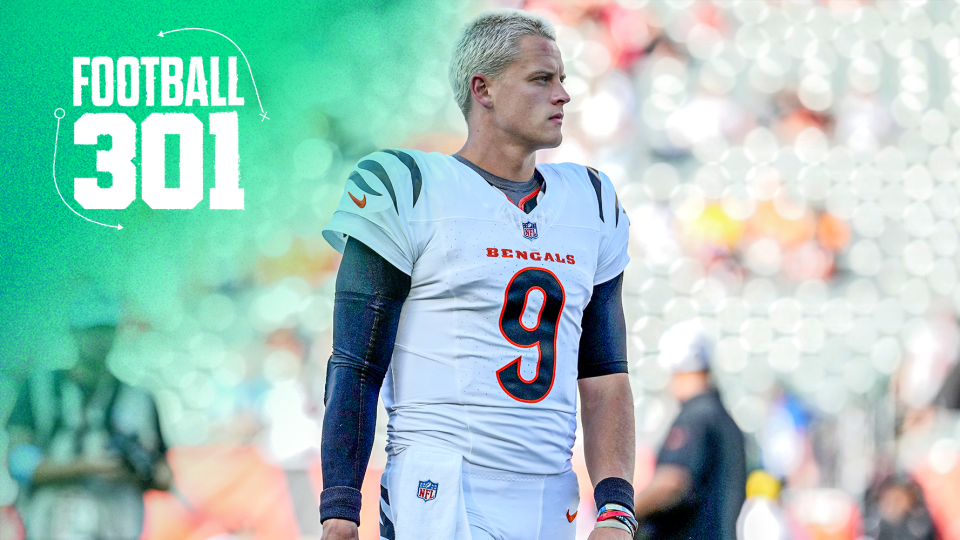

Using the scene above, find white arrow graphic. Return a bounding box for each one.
[159,27,269,121]
[51,108,123,230]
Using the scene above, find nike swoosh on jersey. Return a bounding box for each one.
[566,509,578,522]
[349,192,367,208]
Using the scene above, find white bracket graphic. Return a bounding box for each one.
[159,27,269,121]
[51,108,122,230]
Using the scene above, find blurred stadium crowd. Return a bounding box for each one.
[4,0,960,539]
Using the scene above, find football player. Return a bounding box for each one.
[320,10,636,540]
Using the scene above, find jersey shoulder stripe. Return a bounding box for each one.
[545,162,626,230]
[614,191,621,227]
[585,166,604,222]
[358,159,398,213]
[381,149,423,208]
[355,149,424,215]
[347,170,383,198]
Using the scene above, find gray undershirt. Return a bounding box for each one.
[453,154,542,208]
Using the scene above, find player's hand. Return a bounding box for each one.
[321,518,359,540]
[586,527,634,540]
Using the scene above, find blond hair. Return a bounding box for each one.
[449,9,556,119]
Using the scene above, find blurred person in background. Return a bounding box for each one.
[634,320,746,540]
[936,354,960,410]
[862,474,938,540]
[736,470,792,540]
[5,285,172,540]
[888,304,960,538]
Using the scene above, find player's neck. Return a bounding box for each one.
[456,132,538,183]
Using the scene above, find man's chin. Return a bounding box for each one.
[539,133,563,150]
[522,128,563,152]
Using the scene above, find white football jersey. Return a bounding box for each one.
[322,150,629,475]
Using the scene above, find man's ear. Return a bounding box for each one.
[470,74,494,110]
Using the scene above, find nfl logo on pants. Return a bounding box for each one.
[417,480,438,502]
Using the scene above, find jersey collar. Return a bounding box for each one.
[446,155,567,244]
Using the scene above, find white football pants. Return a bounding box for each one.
[379,448,580,540]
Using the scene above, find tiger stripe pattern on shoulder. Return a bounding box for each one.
[381,149,422,208]
[351,150,424,215]
[586,166,604,223]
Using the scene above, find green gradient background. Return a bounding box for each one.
[0,0,464,371]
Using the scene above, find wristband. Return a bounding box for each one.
[598,510,634,521]
[598,512,638,534]
[598,503,633,516]
[597,500,638,536]
[319,486,362,525]
[595,519,633,534]
[593,477,635,515]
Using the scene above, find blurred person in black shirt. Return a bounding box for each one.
[5,286,171,540]
[937,361,960,410]
[634,321,746,540]
[863,475,938,540]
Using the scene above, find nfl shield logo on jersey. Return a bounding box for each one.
[522,221,538,240]
[417,480,438,502]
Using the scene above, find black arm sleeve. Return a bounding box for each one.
[577,272,628,379]
[319,237,411,525]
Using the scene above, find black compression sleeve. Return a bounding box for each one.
[320,237,411,525]
[577,272,628,379]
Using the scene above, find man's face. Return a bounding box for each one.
[71,325,116,386]
[487,35,570,151]
[669,372,684,400]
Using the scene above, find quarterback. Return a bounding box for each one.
[319,10,636,540]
